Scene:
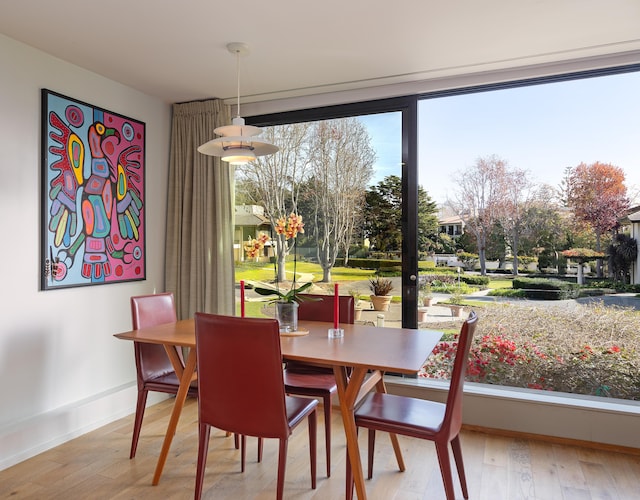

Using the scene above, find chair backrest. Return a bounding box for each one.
[297,294,355,324]
[130,293,178,382]
[195,313,291,439]
[287,294,355,373]
[442,310,478,438]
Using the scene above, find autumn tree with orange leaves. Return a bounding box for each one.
[564,162,629,277]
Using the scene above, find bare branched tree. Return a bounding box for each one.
[236,123,311,281]
[448,155,509,275]
[307,118,375,282]
[494,167,535,276]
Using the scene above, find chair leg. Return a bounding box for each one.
[240,435,246,472]
[308,409,317,490]
[234,433,239,449]
[345,439,355,500]
[276,438,288,500]
[367,429,376,479]
[435,440,456,500]
[451,435,469,499]
[129,388,148,459]
[257,437,263,462]
[322,394,332,477]
[194,423,211,500]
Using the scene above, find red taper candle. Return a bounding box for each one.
[240,280,245,318]
[334,283,339,328]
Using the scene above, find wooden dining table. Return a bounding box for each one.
[114,317,442,500]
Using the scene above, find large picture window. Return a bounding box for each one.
[417,68,640,400]
[241,66,640,402]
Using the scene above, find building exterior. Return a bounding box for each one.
[234,205,272,262]
[438,214,464,238]
[618,206,640,284]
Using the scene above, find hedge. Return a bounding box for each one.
[512,277,580,300]
[334,258,401,270]
[460,275,490,286]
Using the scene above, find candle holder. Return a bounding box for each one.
[328,327,344,339]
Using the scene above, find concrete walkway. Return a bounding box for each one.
[340,282,640,328]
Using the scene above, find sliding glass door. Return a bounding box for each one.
[240,98,420,328]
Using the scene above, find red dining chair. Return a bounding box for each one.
[282,293,354,477]
[129,293,198,459]
[348,311,478,500]
[194,313,318,500]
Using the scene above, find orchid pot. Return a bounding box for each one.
[275,301,299,332]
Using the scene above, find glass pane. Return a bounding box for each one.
[235,112,404,328]
[418,70,640,401]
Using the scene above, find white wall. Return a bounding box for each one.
[0,34,171,470]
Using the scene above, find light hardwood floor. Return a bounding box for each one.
[2,398,639,499]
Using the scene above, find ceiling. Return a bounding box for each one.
[2,1,640,105]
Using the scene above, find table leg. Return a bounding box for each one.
[164,345,185,379]
[151,346,197,485]
[334,366,372,500]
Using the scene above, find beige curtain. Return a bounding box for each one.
[165,99,235,319]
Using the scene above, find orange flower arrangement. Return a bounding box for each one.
[275,213,305,240]
[253,213,313,304]
[243,232,269,259]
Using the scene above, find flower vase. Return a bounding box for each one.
[276,301,299,333]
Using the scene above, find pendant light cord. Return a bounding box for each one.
[235,49,241,119]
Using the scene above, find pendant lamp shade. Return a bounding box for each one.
[198,43,278,165]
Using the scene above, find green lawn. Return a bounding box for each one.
[235,300,269,318]
[236,261,512,298]
[235,261,376,283]
[486,278,513,289]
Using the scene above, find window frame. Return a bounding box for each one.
[247,97,420,328]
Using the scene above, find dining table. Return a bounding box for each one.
[114,317,442,500]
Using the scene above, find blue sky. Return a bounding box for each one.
[361,70,640,206]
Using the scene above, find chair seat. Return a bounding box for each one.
[284,371,337,394]
[145,373,198,397]
[285,396,320,431]
[355,392,446,437]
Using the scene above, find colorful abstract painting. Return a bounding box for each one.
[41,89,146,290]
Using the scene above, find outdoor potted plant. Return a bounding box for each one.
[446,289,466,318]
[369,276,394,311]
[349,288,364,321]
[420,282,434,307]
[417,307,428,323]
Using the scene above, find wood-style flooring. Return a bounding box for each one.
[1,398,639,499]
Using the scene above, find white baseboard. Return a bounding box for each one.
[0,383,168,471]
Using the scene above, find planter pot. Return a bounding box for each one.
[275,301,299,332]
[417,307,428,323]
[354,308,363,321]
[449,304,465,318]
[422,297,433,307]
[370,294,392,312]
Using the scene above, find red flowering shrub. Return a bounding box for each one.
[420,302,640,400]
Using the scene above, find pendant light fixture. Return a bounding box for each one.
[197,42,278,164]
